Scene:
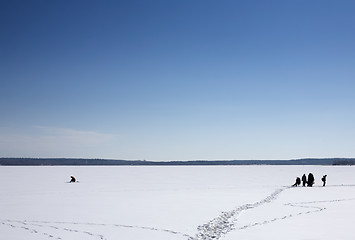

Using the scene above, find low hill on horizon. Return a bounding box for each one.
[1,158,354,166]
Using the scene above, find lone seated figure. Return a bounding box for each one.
[292,177,301,187]
[70,176,76,183]
[321,175,327,187]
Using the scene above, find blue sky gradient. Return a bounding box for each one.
[1,1,355,160]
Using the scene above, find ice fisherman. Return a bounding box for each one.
[70,176,76,183]
[321,175,327,186]
[292,177,301,187]
[307,173,315,187]
[301,174,307,187]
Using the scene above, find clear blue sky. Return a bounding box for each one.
[1,0,355,160]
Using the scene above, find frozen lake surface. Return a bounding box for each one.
[1,166,354,240]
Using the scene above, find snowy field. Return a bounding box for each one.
[1,165,354,240]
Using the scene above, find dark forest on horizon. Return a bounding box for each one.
[1,158,354,166]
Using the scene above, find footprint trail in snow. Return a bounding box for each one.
[190,187,287,240]
[2,186,355,240]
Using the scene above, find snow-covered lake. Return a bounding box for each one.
[1,166,354,240]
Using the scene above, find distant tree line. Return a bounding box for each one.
[332,159,355,165]
[1,158,354,166]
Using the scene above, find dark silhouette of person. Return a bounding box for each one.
[70,176,76,183]
[307,173,314,187]
[321,175,327,186]
[292,177,301,187]
[302,174,307,187]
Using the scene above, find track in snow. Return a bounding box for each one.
[237,198,355,231]
[189,187,288,240]
[190,185,355,240]
[0,219,192,240]
[2,185,355,240]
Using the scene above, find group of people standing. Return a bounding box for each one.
[292,173,327,187]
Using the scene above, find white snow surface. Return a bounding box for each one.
[0,165,354,240]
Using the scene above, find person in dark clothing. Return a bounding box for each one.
[302,174,307,187]
[292,177,301,187]
[321,175,327,186]
[70,176,76,183]
[307,173,315,187]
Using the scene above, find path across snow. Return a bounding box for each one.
[192,187,286,240]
